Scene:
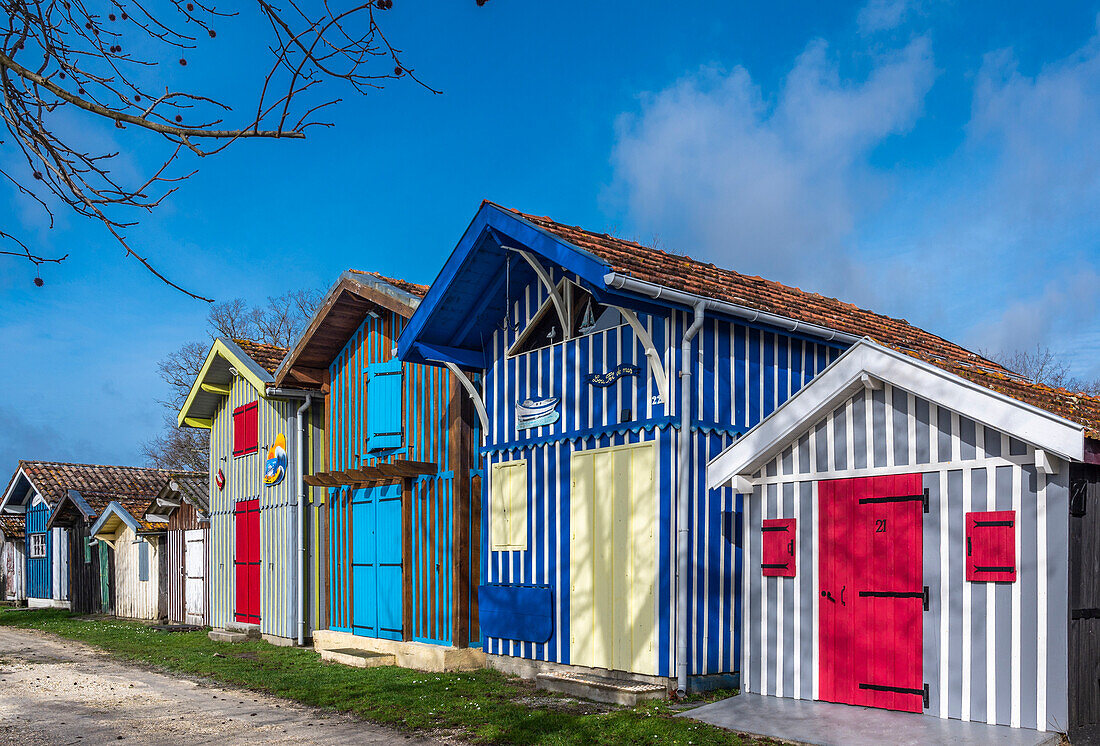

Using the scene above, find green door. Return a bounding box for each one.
[98,541,110,613]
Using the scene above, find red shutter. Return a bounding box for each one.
[966,510,1016,582]
[762,518,796,577]
[232,402,258,457]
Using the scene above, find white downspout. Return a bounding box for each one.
[295,394,312,647]
[677,300,705,696]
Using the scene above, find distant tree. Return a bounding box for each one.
[142,288,320,471]
[989,344,1100,396]
[1,0,490,297]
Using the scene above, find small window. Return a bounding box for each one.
[137,540,150,582]
[762,518,796,577]
[509,280,623,357]
[966,510,1015,582]
[490,460,528,551]
[232,401,259,457]
[28,533,46,559]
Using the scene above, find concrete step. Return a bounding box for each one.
[536,671,666,706]
[319,647,396,669]
[208,629,251,643]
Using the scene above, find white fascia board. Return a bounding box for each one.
[0,468,30,513]
[707,339,1086,490]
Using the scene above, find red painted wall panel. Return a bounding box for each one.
[761,518,796,577]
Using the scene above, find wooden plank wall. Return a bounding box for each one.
[326,308,481,647]
[166,501,206,625]
[1069,463,1100,730]
[67,521,101,615]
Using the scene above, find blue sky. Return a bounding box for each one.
[3,0,1100,473]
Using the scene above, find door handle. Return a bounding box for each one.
[841,585,846,606]
[821,590,837,604]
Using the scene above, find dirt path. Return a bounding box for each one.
[0,627,442,745]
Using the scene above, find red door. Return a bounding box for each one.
[234,499,260,624]
[819,474,925,713]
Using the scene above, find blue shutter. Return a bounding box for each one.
[138,541,149,581]
[366,359,403,452]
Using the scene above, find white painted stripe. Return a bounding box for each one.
[776,488,784,698]
[864,387,874,469]
[742,479,750,693]
[760,487,769,696]
[750,454,1035,485]
[884,383,895,467]
[939,469,950,719]
[962,466,972,722]
[986,467,997,724]
[811,479,820,702]
[845,395,855,470]
[793,481,802,700]
[1036,470,1047,731]
[1011,463,1022,728]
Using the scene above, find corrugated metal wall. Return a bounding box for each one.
[741,383,1069,731]
[113,527,162,620]
[209,373,322,639]
[479,268,842,678]
[25,501,50,599]
[327,310,473,646]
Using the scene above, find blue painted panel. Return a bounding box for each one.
[25,502,51,600]
[366,359,403,452]
[479,584,553,644]
[349,483,403,641]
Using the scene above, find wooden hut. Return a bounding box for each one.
[47,489,117,615]
[177,338,323,645]
[707,339,1100,737]
[90,498,168,621]
[144,474,210,626]
[0,515,25,603]
[273,270,481,667]
[396,201,1052,699]
[0,462,172,610]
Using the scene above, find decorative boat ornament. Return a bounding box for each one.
[516,396,560,430]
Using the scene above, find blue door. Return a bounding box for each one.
[25,502,51,600]
[351,483,403,640]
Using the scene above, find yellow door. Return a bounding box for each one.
[569,443,657,674]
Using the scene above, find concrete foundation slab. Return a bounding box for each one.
[680,693,1061,746]
[313,629,484,672]
[208,629,250,643]
[536,671,665,706]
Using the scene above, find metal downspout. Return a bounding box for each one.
[296,394,312,647]
[677,300,705,696]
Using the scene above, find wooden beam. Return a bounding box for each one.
[388,460,439,478]
[200,382,232,396]
[302,475,328,487]
[401,476,413,642]
[289,366,326,388]
[182,417,213,429]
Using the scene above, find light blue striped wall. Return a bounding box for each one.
[25,501,50,600]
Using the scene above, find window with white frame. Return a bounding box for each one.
[28,533,45,559]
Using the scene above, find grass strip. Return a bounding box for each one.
[0,608,761,745]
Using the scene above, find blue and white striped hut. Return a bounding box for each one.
[398,201,1012,696]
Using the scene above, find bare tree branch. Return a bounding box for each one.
[1,0,487,297]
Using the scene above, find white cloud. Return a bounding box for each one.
[608,16,1100,381]
[857,0,915,34]
[608,36,935,289]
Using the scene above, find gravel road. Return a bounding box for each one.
[0,626,442,745]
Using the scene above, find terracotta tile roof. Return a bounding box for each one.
[499,203,1100,441]
[233,339,288,375]
[17,462,195,508]
[347,270,429,298]
[0,514,23,539]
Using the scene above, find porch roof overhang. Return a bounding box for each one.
[177,337,274,427]
[396,202,623,370]
[0,469,35,513]
[46,489,97,529]
[706,339,1087,491]
[90,501,141,542]
[302,460,438,488]
[273,271,421,389]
